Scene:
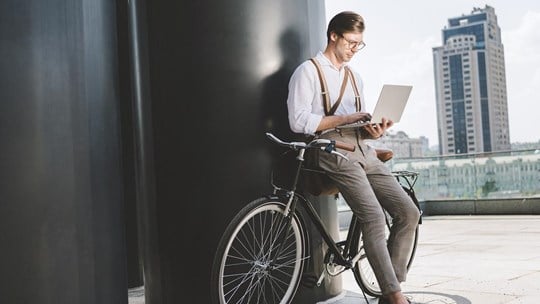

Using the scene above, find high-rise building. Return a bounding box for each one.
[433,5,510,155]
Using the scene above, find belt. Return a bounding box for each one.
[319,127,359,137]
[319,121,369,136]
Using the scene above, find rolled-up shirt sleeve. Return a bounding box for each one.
[287,63,323,135]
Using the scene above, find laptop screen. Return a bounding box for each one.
[370,84,413,124]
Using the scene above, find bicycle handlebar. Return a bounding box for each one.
[333,141,355,152]
[265,132,355,154]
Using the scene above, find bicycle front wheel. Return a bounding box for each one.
[352,211,419,297]
[211,197,307,304]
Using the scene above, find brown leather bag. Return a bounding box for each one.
[302,171,339,196]
[301,149,340,196]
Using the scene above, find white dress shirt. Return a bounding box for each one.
[287,51,366,135]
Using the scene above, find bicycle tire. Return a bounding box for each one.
[211,197,307,304]
[351,210,419,297]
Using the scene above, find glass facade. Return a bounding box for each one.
[478,52,491,151]
[449,55,467,154]
[444,23,486,49]
[448,12,487,27]
[433,5,510,155]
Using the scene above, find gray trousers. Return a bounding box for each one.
[317,129,420,295]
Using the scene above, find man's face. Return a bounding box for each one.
[333,32,364,63]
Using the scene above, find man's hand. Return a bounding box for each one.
[347,112,372,124]
[317,112,372,132]
[362,117,393,139]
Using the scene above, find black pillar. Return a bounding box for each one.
[0,1,127,303]
[131,0,342,303]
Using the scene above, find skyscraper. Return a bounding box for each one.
[433,5,510,155]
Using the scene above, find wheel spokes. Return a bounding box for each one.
[220,206,303,304]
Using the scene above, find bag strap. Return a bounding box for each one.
[309,58,360,115]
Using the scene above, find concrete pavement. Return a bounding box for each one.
[128,215,540,304]
[324,215,540,304]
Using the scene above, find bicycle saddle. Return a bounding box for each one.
[375,149,393,163]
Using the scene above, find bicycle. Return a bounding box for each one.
[211,132,422,304]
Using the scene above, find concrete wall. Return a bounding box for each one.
[338,198,540,230]
[421,197,540,216]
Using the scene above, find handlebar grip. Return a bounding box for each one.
[334,141,356,152]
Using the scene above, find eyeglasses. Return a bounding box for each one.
[340,35,366,50]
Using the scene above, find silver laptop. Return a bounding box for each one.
[370,84,413,123]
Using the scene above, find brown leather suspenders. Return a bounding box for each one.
[308,59,392,164]
[348,66,362,112]
[309,58,361,116]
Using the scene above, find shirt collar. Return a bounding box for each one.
[315,51,348,71]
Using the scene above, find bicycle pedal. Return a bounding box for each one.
[316,271,326,287]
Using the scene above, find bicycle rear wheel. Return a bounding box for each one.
[211,197,307,304]
[352,210,419,297]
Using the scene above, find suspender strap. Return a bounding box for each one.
[309,58,361,115]
[346,66,361,112]
[329,71,349,115]
[309,58,331,115]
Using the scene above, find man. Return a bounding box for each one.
[287,11,420,304]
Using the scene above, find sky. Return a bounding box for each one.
[325,1,540,146]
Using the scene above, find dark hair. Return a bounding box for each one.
[326,11,365,42]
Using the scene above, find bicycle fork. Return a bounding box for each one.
[269,193,299,267]
[271,153,303,264]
